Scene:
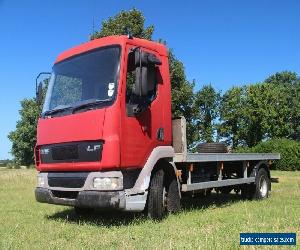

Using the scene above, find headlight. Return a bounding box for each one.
[93,177,123,190]
[37,176,45,187]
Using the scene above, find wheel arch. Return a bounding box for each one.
[126,146,176,195]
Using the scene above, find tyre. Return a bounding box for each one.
[74,206,94,216]
[254,168,270,199]
[241,168,270,200]
[197,143,228,153]
[147,168,181,219]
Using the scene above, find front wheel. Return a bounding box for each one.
[147,168,181,219]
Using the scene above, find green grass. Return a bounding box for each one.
[0,169,299,249]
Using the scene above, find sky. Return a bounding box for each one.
[0,0,299,159]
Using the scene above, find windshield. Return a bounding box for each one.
[42,46,121,114]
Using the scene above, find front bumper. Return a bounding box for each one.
[35,171,148,212]
[35,187,125,209]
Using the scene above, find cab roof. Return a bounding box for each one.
[55,35,168,63]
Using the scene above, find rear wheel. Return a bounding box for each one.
[241,168,270,200]
[254,168,270,199]
[147,168,181,219]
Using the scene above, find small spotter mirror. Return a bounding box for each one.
[36,72,51,105]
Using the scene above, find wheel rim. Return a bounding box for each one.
[259,176,268,197]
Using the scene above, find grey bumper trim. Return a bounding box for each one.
[35,187,125,209]
[37,171,123,192]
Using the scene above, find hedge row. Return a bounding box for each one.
[237,139,300,171]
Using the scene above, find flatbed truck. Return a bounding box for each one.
[35,35,280,219]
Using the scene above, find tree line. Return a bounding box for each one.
[189,71,300,149]
[7,9,300,166]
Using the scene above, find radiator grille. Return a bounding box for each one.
[52,145,78,160]
[39,141,103,163]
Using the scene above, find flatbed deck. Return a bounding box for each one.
[174,152,280,192]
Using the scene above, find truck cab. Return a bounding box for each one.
[35,36,177,216]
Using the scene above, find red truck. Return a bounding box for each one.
[35,35,280,219]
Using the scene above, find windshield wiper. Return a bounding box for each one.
[43,106,72,116]
[72,99,112,113]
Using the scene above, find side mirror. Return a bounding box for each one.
[36,82,43,105]
[132,50,161,97]
[134,66,149,97]
[36,72,51,105]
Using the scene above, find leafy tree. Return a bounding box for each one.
[8,98,41,166]
[219,86,246,148]
[220,83,280,148]
[265,71,298,85]
[219,83,270,148]
[8,78,48,166]
[90,8,154,40]
[242,83,270,147]
[194,84,220,143]
[264,71,300,140]
[219,71,300,148]
[291,82,300,140]
[168,50,195,144]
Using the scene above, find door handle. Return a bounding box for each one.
[157,128,164,141]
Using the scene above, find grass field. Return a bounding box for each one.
[0,169,299,249]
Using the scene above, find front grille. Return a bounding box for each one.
[51,190,79,199]
[48,172,88,188]
[52,145,78,160]
[40,141,103,164]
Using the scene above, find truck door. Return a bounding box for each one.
[121,45,164,168]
